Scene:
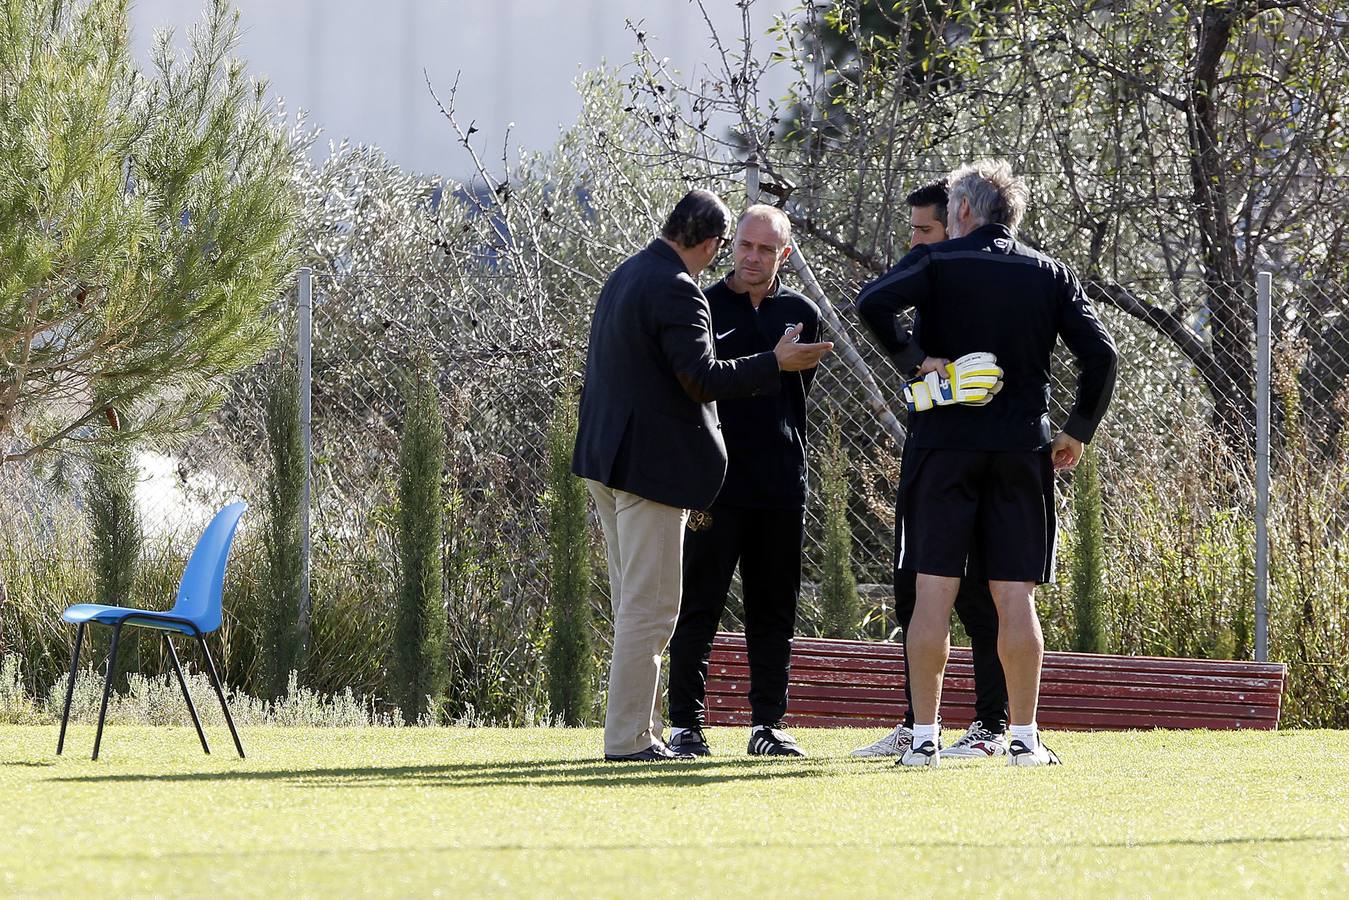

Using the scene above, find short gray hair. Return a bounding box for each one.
[737,204,791,246]
[946,159,1029,234]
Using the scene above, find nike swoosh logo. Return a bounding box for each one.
[715,329,736,340]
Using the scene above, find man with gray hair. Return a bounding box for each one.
[573,189,833,762]
[856,159,1117,767]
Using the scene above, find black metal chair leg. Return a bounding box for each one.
[56,623,85,755]
[164,634,210,755]
[92,623,122,761]
[195,631,244,758]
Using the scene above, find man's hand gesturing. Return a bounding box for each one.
[774,323,834,372]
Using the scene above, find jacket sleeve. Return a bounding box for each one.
[657,274,780,404]
[1056,268,1119,443]
[855,247,932,376]
[795,296,822,397]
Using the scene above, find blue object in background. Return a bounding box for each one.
[57,502,249,760]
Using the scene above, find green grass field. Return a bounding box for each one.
[2,725,1346,897]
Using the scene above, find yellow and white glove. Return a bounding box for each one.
[902,352,1004,412]
[950,351,1004,406]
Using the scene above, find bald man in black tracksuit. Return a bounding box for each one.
[666,205,820,758]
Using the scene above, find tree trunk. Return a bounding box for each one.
[1188,3,1254,452]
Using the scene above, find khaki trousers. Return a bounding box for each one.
[585,479,688,756]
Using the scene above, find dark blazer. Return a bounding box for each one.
[572,240,782,509]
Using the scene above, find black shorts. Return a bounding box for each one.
[898,448,1056,584]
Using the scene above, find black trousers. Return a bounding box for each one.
[893,570,1009,730]
[668,503,803,728]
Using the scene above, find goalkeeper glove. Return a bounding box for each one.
[949,351,1003,406]
[902,352,1004,412]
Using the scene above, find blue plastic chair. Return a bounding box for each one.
[57,502,248,760]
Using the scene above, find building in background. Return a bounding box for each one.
[130,0,795,178]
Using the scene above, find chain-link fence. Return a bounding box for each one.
[4,247,1347,725]
[284,259,1266,639]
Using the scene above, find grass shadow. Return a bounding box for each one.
[68,832,1349,865]
[51,756,834,789]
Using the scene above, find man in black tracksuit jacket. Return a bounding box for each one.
[667,205,820,758]
[856,160,1117,767]
[852,179,1010,760]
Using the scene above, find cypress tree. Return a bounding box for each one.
[820,414,859,638]
[1070,446,1108,653]
[392,368,448,723]
[544,390,593,725]
[85,445,144,690]
[261,362,305,697]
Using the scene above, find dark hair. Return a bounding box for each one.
[905,178,949,224]
[661,190,731,249]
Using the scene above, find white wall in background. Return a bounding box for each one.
[129,0,796,179]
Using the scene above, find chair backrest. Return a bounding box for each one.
[169,502,247,634]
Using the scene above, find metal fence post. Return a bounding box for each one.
[297,267,313,653]
[1255,271,1271,663]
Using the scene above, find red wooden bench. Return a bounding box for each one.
[704,632,1288,730]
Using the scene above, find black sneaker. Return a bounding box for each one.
[668,728,712,757]
[604,741,696,762]
[747,724,806,757]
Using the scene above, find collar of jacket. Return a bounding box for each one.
[646,238,687,272]
[715,272,786,303]
[970,222,1014,241]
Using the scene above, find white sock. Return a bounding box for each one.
[670,727,693,741]
[1009,723,1039,747]
[912,723,938,748]
[752,724,772,734]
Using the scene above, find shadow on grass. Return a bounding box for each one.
[50,756,832,789]
[68,832,1349,864]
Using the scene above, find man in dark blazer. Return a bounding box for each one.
[573,189,833,762]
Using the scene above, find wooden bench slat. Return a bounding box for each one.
[711,684,1275,719]
[703,632,1286,731]
[707,711,1274,730]
[709,662,1283,698]
[712,650,1286,692]
[714,635,1286,678]
[709,679,1278,713]
[1034,709,1277,729]
[717,647,1284,682]
[709,703,1277,730]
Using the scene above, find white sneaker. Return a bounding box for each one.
[942,720,1008,759]
[1007,736,1061,767]
[898,738,940,768]
[850,724,913,758]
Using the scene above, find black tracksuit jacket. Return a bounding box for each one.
[855,224,1118,450]
[705,276,820,508]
